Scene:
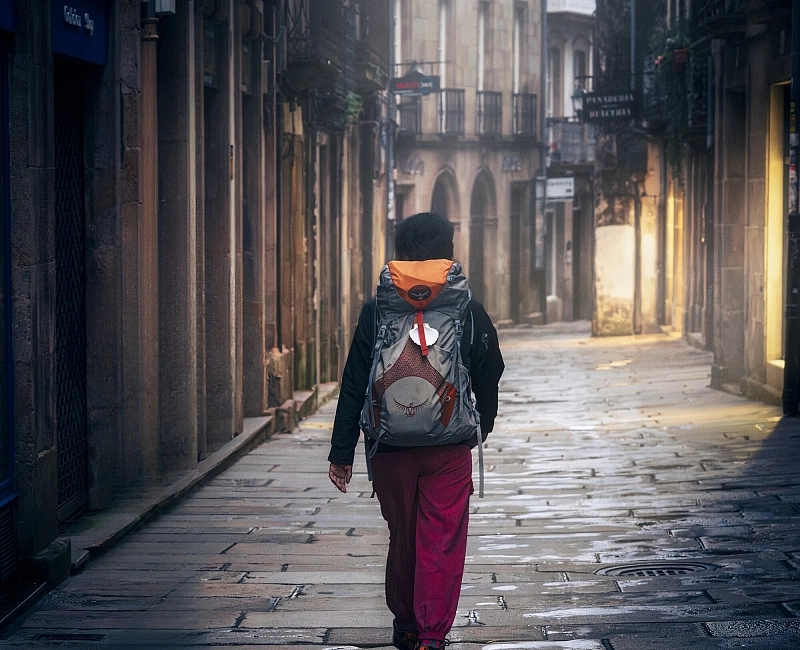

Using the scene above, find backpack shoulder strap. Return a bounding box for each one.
[470,307,474,346]
[459,306,475,373]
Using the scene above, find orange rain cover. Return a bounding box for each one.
[388,259,453,310]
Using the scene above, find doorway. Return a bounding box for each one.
[431,172,461,260]
[765,83,790,391]
[469,184,487,303]
[54,59,88,522]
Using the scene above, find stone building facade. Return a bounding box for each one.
[545,0,595,323]
[392,0,544,323]
[0,0,388,588]
[589,0,794,410]
[673,0,793,404]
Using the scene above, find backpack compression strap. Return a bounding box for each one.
[415,311,429,356]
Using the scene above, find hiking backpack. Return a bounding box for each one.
[359,259,481,450]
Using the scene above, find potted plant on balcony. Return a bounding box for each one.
[652,25,691,74]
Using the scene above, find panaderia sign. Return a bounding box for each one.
[583,92,638,122]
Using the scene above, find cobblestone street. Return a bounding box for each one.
[5,323,800,649]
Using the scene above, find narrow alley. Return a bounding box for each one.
[4,323,800,649]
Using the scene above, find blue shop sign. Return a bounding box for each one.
[53,1,109,65]
[0,0,16,33]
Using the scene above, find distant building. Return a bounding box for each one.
[544,0,596,322]
[672,0,793,405]
[392,0,544,323]
[588,0,795,411]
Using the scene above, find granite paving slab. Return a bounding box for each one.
[6,324,800,649]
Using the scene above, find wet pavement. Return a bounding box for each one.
[4,322,800,649]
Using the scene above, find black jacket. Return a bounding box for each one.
[328,298,504,466]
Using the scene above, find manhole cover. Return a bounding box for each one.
[596,561,717,577]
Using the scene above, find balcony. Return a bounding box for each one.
[354,1,389,93]
[548,121,596,166]
[396,95,422,137]
[687,51,710,134]
[547,0,596,15]
[477,91,502,137]
[355,41,388,93]
[512,93,537,138]
[641,63,668,127]
[694,0,745,36]
[283,0,343,93]
[439,89,465,136]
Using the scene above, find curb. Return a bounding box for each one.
[0,383,341,632]
[59,414,277,571]
[60,382,338,569]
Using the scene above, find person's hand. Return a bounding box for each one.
[329,463,352,493]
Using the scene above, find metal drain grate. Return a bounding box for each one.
[596,561,718,577]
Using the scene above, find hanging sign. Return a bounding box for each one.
[390,68,440,96]
[583,91,638,122]
[0,0,16,33]
[53,1,109,65]
[546,177,575,202]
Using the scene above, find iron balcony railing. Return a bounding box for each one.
[694,0,746,34]
[284,0,343,87]
[512,93,537,137]
[477,91,502,137]
[354,1,389,92]
[548,120,596,165]
[439,89,465,136]
[396,95,422,136]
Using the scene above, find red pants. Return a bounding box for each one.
[371,445,473,643]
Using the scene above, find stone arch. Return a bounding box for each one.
[548,29,567,49]
[468,169,497,305]
[573,34,591,54]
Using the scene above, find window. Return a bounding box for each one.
[438,0,448,89]
[513,6,523,94]
[478,1,488,91]
[548,47,562,117]
[394,0,402,71]
[574,50,586,88]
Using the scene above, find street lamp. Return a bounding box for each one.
[571,85,586,122]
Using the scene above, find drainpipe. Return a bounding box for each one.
[142,4,159,262]
[539,0,548,322]
[386,0,396,262]
[783,0,800,415]
[633,181,642,334]
[630,0,636,93]
[141,0,159,414]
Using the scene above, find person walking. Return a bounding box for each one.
[327,212,504,650]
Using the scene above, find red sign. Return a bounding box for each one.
[390,70,440,96]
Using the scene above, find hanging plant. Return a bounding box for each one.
[650,23,692,181]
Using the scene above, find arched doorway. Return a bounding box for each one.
[469,172,496,305]
[430,171,462,261]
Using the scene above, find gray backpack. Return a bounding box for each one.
[359,259,481,450]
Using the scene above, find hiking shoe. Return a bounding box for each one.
[416,639,450,650]
[392,620,418,650]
